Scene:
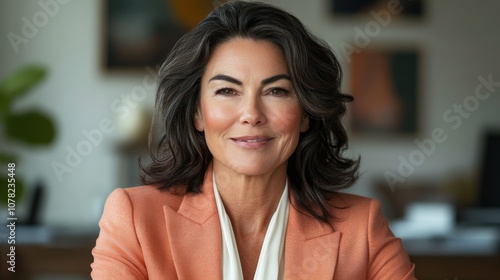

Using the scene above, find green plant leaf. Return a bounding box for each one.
[0,176,25,205]
[0,152,17,164]
[0,65,47,115]
[0,95,8,117]
[4,111,56,145]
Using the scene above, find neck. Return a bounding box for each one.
[213,162,287,237]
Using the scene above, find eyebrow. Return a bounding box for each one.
[208,74,291,86]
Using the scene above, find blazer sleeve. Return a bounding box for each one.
[91,188,148,280]
[367,199,416,280]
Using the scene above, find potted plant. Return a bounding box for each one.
[0,65,57,208]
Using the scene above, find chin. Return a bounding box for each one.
[225,161,285,177]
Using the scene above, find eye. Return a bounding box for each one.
[214,87,237,96]
[268,87,290,97]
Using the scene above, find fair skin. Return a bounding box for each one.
[195,37,309,279]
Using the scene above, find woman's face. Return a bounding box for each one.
[195,38,309,177]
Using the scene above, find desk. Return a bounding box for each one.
[404,233,500,280]
[1,244,93,280]
[411,255,500,280]
[0,227,97,280]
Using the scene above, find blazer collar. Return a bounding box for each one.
[163,165,222,279]
[283,201,341,280]
[164,165,341,280]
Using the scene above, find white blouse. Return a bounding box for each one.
[213,174,290,280]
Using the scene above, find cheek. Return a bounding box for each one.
[271,105,303,133]
[201,102,235,134]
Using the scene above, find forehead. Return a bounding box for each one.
[203,38,289,79]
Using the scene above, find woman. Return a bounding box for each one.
[91,1,416,279]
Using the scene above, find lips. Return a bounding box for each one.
[240,139,265,143]
[230,136,274,148]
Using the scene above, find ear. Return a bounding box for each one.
[194,106,205,132]
[300,113,309,132]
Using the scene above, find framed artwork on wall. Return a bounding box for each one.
[331,0,423,18]
[104,0,224,70]
[349,48,420,136]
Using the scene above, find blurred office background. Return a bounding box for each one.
[0,0,499,279]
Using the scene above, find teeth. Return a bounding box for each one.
[241,139,263,142]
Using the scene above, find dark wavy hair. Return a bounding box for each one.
[141,0,360,224]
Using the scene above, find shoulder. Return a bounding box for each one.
[330,192,377,215]
[100,186,189,238]
[93,186,186,278]
[331,192,373,206]
[105,185,185,213]
[329,194,415,279]
[328,192,385,232]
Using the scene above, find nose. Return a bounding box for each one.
[239,94,266,126]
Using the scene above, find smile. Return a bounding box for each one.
[239,139,266,143]
[230,136,274,148]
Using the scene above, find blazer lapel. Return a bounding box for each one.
[163,167,222,279]
[284,202,341,280]
[162,165,341,280]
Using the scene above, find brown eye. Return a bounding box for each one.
[215,88,236,95]
[269,87,290,97]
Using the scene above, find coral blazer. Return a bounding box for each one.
[91,168,415,280]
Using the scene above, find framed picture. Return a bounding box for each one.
[349,48,420,136]
[104,0,223,70]
[331,0,423,18]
